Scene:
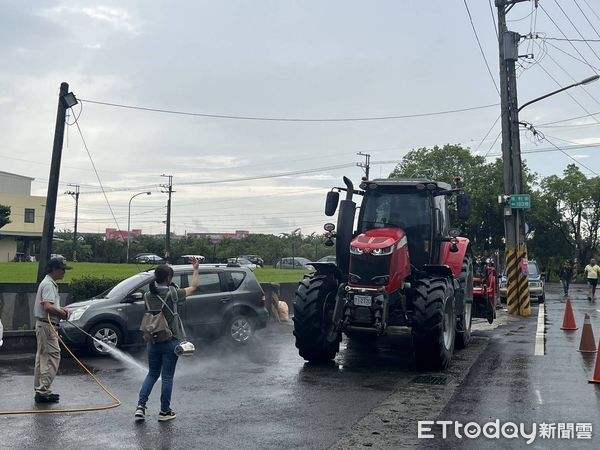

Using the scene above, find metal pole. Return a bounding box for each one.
[497,0,531,317]
[161,174,173,261]
[127,192,151,263]
[65,184,80,261]
[37,82,69,282]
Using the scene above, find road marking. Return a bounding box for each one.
[535,302,545,356]
[535,389,544,405]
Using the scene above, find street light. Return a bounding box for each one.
[518,74,600,113]
[127,191,151,262]
[291,228,301,267]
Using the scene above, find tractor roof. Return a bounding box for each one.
[362,178,452,191]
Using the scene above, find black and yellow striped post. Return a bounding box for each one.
[505,248,519,314]
[517,243,531,317]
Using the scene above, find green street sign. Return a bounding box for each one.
[510,194,531,209]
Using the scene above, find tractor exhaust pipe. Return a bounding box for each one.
[336,177,356,281]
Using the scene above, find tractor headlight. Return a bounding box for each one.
[372,246,393,256]
[350,245,363,255]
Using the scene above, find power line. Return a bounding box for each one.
[540,133,599,175]
[488,0,498,37]
[534,41,600,109]
[551,0,600,65]
[583,0,600,25]
[543,40,600,72]
[539,3,599,72]
[574,0,600,39]
[79,98,500,123]
[70,110,123,233]
[542,37,600,42]
[485,141,600,158]
[463,0,500,95]
[534,60,600,124]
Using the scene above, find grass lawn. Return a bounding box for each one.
[0,262,310,284]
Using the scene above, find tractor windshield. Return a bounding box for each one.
[359,189,432,266]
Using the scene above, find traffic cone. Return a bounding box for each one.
[560,298,578,330]
[589,340,600,384]
[578,314,597,353]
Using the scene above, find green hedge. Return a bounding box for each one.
[70,275,126,302]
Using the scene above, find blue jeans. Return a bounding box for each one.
[138,339,179,412]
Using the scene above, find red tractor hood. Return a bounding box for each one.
[351,228,407,252]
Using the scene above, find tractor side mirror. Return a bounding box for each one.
[325,191,340,216]
[457,193,471,221]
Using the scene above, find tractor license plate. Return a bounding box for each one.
[353,295,372,306]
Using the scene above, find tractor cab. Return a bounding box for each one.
[357,180,451,269]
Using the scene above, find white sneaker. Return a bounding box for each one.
[134,405,146,421]
[158,410,176,422]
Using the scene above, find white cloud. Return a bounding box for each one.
[40,3,141,35]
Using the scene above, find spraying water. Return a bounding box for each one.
[91,338,149,376]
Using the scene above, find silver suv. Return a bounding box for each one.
[499,260,545,303]
[60,264,268,355]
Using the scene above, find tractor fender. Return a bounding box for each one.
[312,262,343,281]
[440,238,471,278]
[422,264,455,280]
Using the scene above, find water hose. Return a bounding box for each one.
[0,314,122,415]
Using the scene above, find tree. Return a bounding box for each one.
[540,164,600,267]
[0,204,10,229]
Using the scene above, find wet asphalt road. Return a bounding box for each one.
[1,283,598,449]
[0,316,490,449]
[421,283,600,449]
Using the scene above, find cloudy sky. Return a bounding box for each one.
[2,0,600,236]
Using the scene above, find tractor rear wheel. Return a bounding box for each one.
[455,256,473,349]
[293,274,341,362]
[412,277,456,370]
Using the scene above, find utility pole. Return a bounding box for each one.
[497,0,531,317]
[65,184,80,262]
[357,152,371,179]
[160,174,173,262]
[37,82,78,281]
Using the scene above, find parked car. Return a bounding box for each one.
[134,253,165,264]
[60,264,268,355]
[275,257,314,270]
[227,257,257,271]
[499,260,545,303]
[239,255,264,267]
[317,255,336,264]
[174,254,206,264]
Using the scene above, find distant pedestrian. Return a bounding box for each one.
[559,260,574,297]
[584,258,600,302]
[33,258,72,403]
[134,258,200,422]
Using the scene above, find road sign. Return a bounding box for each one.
[510,194,531,209]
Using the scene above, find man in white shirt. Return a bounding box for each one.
[584,258,600,302]
[33,258,72,403]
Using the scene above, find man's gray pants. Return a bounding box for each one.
[34,320,61,395]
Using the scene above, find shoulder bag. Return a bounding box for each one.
[139,290,174,344]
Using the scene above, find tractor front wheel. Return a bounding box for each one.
[412,277,456,371]
[293,275,341,363]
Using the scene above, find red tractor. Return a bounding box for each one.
[293,177,495,370]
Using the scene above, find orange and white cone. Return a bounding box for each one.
[561,298,578,331]
[578,314,597,353]
[589,340,600,383]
